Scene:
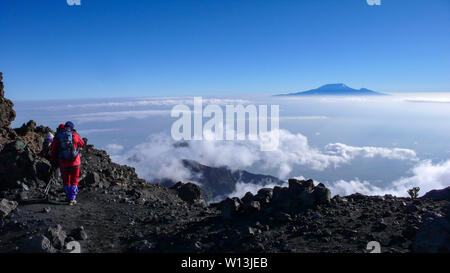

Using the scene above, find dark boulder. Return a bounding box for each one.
[241,192,254,205]
[35,159,53,182]
[288,179,314,195]
[253,188,273,204]
[422,186,450,201]
[412,211,450,253]
[297,191,315,207]
[220,197,242,220]
[313,183,331,204]
[347,193,366,202]
[244,200,261,214]
[272,186,293,210]
[22,235,56,253]
[171,182,203,204]
[81,171,101,187]
[0,140,53,190]
[70,226,88,241]
[46,224,67,249]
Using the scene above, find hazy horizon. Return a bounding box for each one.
[11,92,450,199]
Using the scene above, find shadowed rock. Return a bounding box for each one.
[412,210,450,253]
[0,72,16,129]
[422,186,450,201]
[220,197,242,220]
[170,182,203,204]
[22,235,56,253]
[0,72,17,148]
[0,140,52,190]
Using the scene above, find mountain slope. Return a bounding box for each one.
[276,83,387,96]
[179,159,285,201]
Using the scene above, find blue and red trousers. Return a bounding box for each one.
[60,166,80,201]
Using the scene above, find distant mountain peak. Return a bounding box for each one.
[276,83,388,96]
[161,159,285,201]
[319,83,349,89]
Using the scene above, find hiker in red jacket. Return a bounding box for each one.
[51,121,85,206]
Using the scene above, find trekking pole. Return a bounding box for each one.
[44,163,58,199]
[43,180,52,199]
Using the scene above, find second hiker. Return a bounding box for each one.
[39,132,54,160]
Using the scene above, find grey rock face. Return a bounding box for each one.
[46,224,67,249]
[22,235,56,253]
[0,72,16,129]
[0,198,18,218]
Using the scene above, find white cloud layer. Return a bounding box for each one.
[71,109,170,123]
[326,160,450,197]
[324,143,418,161]
[111,129,418,190]
[405,97,450,104]
[45,97,250,110]
[279,116,328,120]
[105,143,124,154]
[77,128,118,135]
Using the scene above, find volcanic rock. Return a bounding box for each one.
[313,183,331,204]
[71,226,88,241]
[412,210,450,252]
[22,235,56,253]
[0,198,18,218]
[81,171,101,187]
[422,186,450,201]
[220,197,242,220]
[0,72,16,130]
[46,224,67,249]
[170,182,203,204]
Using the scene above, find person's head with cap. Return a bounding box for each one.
[44,132,54,142]
[65,121,75,131]
[57,124,65,132]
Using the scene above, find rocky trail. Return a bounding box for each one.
[0,188,210,253]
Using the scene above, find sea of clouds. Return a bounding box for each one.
[106,128,449,199]
[13,94,450,199]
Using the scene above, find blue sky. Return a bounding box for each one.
[1,0,449,100]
